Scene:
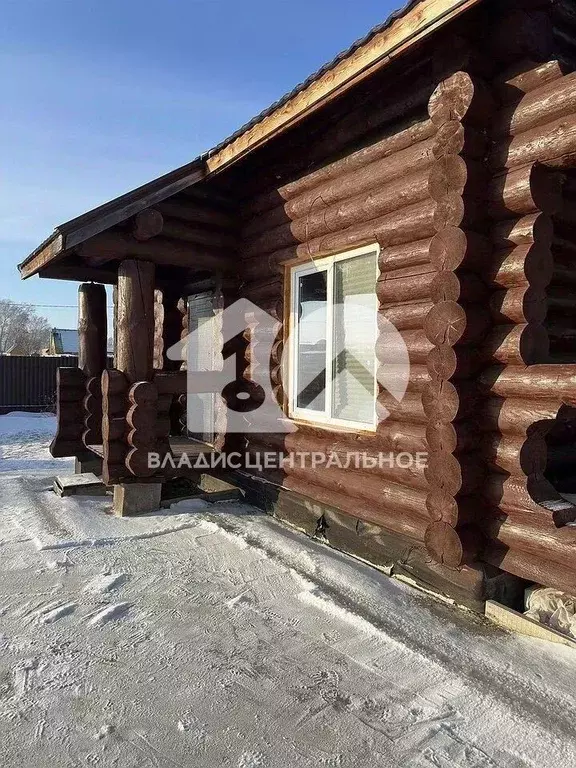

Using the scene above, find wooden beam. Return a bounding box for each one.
[19,233,64,279]
[206,0,482,173]
[79,231,231,272]
[116,259,155,383]
[39,262,118,284]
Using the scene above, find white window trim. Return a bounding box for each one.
[288,243,380,432]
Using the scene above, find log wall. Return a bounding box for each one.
[50,0,576,604]
[225,0,576,601]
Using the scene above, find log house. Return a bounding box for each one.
[18,0,576,610]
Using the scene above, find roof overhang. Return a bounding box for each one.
[19,160,205,279]
[205,0,482,174]
[19,0,482,281]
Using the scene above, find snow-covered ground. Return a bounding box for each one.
[0,414,575,767]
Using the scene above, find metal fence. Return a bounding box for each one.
[0,355,78,413]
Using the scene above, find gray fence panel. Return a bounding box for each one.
[0,355,78,411]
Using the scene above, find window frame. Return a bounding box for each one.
[288,243,380,432]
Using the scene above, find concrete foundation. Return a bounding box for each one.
[113,483,162,517]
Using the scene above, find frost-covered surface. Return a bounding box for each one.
[0,414,576,766]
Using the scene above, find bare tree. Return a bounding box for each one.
[0,300,51,355]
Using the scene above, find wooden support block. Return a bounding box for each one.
[113,483,162,516]
[53,473,107,497]
[75,455,103,476]
[485,600,576,649]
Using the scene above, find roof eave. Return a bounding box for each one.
[18,159,206,279]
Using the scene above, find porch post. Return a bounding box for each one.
[75,282,107,474]
[113,259,162,515]
[78,282,107,377]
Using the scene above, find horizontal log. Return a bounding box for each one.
[487,242,553,289]
[79,231,231,272]
[481,322,549,365]
[555,0,576,34]
[241,272,282,294]
[269,199,437,266]
[102,368,129,398]
[54,402,84,423]
[424,522,477,569]
[241,237,433,283]
[482,432,547,476]
[282,475,428,543]
[432,193,484,231]
[422,380,479,423]
[379,238,432,273]
[50,439,86,459]
[376,328,434,365]
[429,227,490,272]
[283,432,428,490]
[491,211,553,248]
[492,58,572,105]
[428,156,488,201]
[59,387,87,403]
[432,121,487,160]
[483,471,575,524]
[546,294,576,315]
[157,199,236,229]
[162,218,237,250]
[377,390,427,425]
[480,364,576,403]
[547,324,576,355]
[425,451,484,496]
[488,163,564,219]
[424,302,490,347]
[242,169,430,258]
[493,71,576,138]
[102,441,129,465]
[427,344,483,380]
[485,545,576,595]
[425,420,479,455]
[480,396,561,435]
[284,461,428,521]
[380,301,433,331]
[132,209,164,241]
[489,285,547,324]
[553,27,576,65]
[430,271,487,304]
[488,514,576,570]
[245,116,435,219]
[376,363,430,394]
[425,490,480,528]
[243,137,436,240]
[57,367,86,387]
[371,261,430,286]
[376,265,436,305]
[490,112,576,171]
[428,71,493,128]
[376,420,427,454]
[102,416,126,443]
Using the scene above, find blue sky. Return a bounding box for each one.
[1,0,396,328]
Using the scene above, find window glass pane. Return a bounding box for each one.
[187,292,217,444]
[332,252,377,424]
[296,270,327,411]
